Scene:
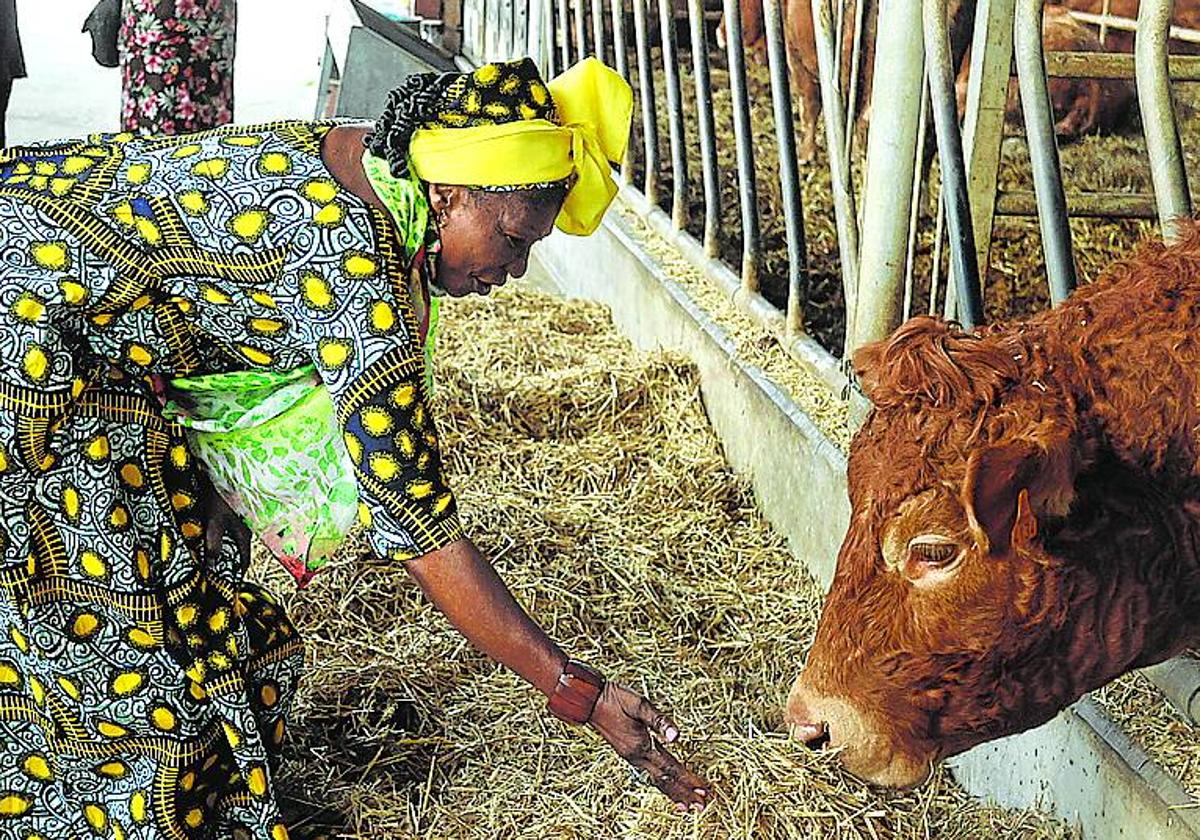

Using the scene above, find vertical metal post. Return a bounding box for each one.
[843,0,869,163]
[1014,0,1077,304]
[658,0,689,228]
[923,0,983,329]
[722,0,762,293]
[575,0,589,57]
[558,0,572,69]
[592,0,607,62]
[1136,0,1192,243]
[533,0,555,76]
[610,0,633,184]
[960,0,1016,294]
[853,0,924,349]
[904,70,931,322]
[633,0,660,205]
[687,0,721,255]
[813,0,860,340]
[763,0,808,334]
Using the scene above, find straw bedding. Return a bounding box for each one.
[250,286,1071,839]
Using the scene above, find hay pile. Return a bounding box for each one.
[252,286,1071,838]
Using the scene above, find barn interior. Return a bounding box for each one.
[292,0,1200,837]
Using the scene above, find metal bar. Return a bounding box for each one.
[592,0,606,62]
[609,0,632,183]
[996,189,1160,218]
[687,0,722,256]
[1046,51,1200,80]
[763,0,808,335]
[844,0,869,163]
[540,0,556,76]
[904,68,932,322]
[658,0,689,228]
[632,0,660,205]
[558,0,571,69]
[1136,0,1193,243]
[923,0,984,328]
[960,0,1016,302]
[722,0,762,293]
[853,0,926,349]
[575,0,589,57]
[813,0,861,340]
[931,189,946,316]
[1015,0,1076,305]
[1072,10,1200,44]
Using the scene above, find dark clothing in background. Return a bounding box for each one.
[0,0,24,146]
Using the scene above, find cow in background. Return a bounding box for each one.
[956,5,1135,140]
[714,0,1200,157]
[715,0,973,162]
[785,226,1200,786]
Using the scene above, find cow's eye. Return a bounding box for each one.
[908,537,961,567]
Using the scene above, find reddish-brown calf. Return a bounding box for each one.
[787,225,1200,786]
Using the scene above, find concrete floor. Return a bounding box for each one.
[6,0,330,144]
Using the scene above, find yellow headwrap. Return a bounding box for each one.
[409,58,633,236]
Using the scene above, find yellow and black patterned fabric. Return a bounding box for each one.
[427,58,557,130]
[0,120,462,838]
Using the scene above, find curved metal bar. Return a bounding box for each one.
[843,0,868,163]
[686,0,721,255]
[812,0,860,340]
[557,0,572,71]
[609,0,631,182]
[904,69,931,322]
[632,0,660,205]
[575,0,589,57]
[922,0,983,328]
[763,0,808,334]
[722,0,762,293]
[853,0,924,348]
[658,0,689,227]
[592,0,606,62]
[1014,0,1076,304]
[1136,0,1192,243]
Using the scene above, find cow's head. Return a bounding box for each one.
[785,316,1182,786]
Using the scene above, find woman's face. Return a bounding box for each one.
[428,184,564,297]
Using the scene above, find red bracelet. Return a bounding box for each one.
[547,660,605,724]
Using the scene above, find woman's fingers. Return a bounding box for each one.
[634,696,679,744]
[636,741,710,810]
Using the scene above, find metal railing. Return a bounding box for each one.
[460,0,1195,372]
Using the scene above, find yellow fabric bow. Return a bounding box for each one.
[408,58,633,236]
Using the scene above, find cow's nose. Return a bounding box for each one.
[790,719,831,749]
[784,692,832,748]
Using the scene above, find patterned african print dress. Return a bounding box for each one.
[0,120,461,838]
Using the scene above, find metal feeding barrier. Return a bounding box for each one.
[468,0,1196,363]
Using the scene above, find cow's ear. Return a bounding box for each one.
[962,441,1043,555]
[850,338,887,402]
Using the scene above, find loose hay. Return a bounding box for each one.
[251,287,1072,838]
[1093,668,1200,798]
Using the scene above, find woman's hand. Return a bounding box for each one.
[589,682,711,812]
[202,484,252,566]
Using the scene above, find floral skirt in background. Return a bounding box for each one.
[120,0,237,135]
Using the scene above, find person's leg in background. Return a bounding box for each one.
[0,76,11,146]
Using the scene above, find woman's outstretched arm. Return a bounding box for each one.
[406,537,711,811]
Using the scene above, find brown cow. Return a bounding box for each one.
[956,6,1135,139]
[785,225,1200,787]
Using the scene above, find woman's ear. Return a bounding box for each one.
[427,183,466,221]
